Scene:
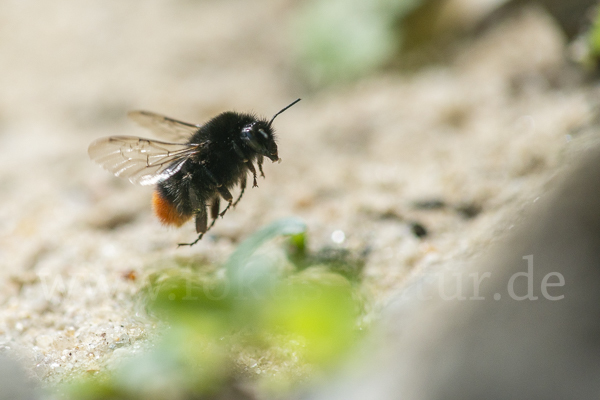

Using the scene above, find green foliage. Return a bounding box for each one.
[292,0,423,84]
[65,218,366,399]
[587,7,600,66]
[266,275,357,365]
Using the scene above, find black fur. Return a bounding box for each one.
[157,110,286,247]
[88,99,300,247]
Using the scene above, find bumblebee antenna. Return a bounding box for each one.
[268,98,301,127]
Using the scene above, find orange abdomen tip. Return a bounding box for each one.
[152,190,191,227]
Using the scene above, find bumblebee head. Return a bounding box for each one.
[241,122,279,162]
[240,99,300,162]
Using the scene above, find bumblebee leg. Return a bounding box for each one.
[217,186,233,217]
[178,234,203,247]
[178,230,206,247]
[257,155,265,178]
[189,191,207,233]
[201,164,220,187]
[246,162,258,187]
[232,142,247,161]
[210,196,220,220]
[204,197,221,232]
[233,175,247,207]
[178,204,207,247]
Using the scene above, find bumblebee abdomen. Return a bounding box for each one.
[152,190,192,227]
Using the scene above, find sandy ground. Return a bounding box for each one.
[0,0,599,389]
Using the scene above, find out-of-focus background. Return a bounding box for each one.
[1,0,600,397]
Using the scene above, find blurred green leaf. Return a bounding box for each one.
[66,218,366,399]
[589,7,600,59]
[293,0,423,84]
[225,217,306,275]
[225,217,306,307]
[264,273,357,366]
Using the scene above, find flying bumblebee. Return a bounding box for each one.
[88,99,301,246]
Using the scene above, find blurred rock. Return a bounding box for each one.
[302,144,600,399]
[0,354,40,400]
[398,0,598,68]
[481,0,599,40]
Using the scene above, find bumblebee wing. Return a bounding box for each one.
[128,110,200,142]
[88,136,202,186]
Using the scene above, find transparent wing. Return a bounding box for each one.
[88,136,201,186]
[128,110,200,142]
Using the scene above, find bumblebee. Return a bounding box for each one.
[88,99,300,246]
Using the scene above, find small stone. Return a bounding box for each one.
[410,222,428,238]
[35,335,53,350]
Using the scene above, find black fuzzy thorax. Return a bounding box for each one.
[156,112,266,217]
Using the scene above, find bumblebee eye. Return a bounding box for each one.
[241,125,254,141]
[241,124,262,152]
[258,128,268,139]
